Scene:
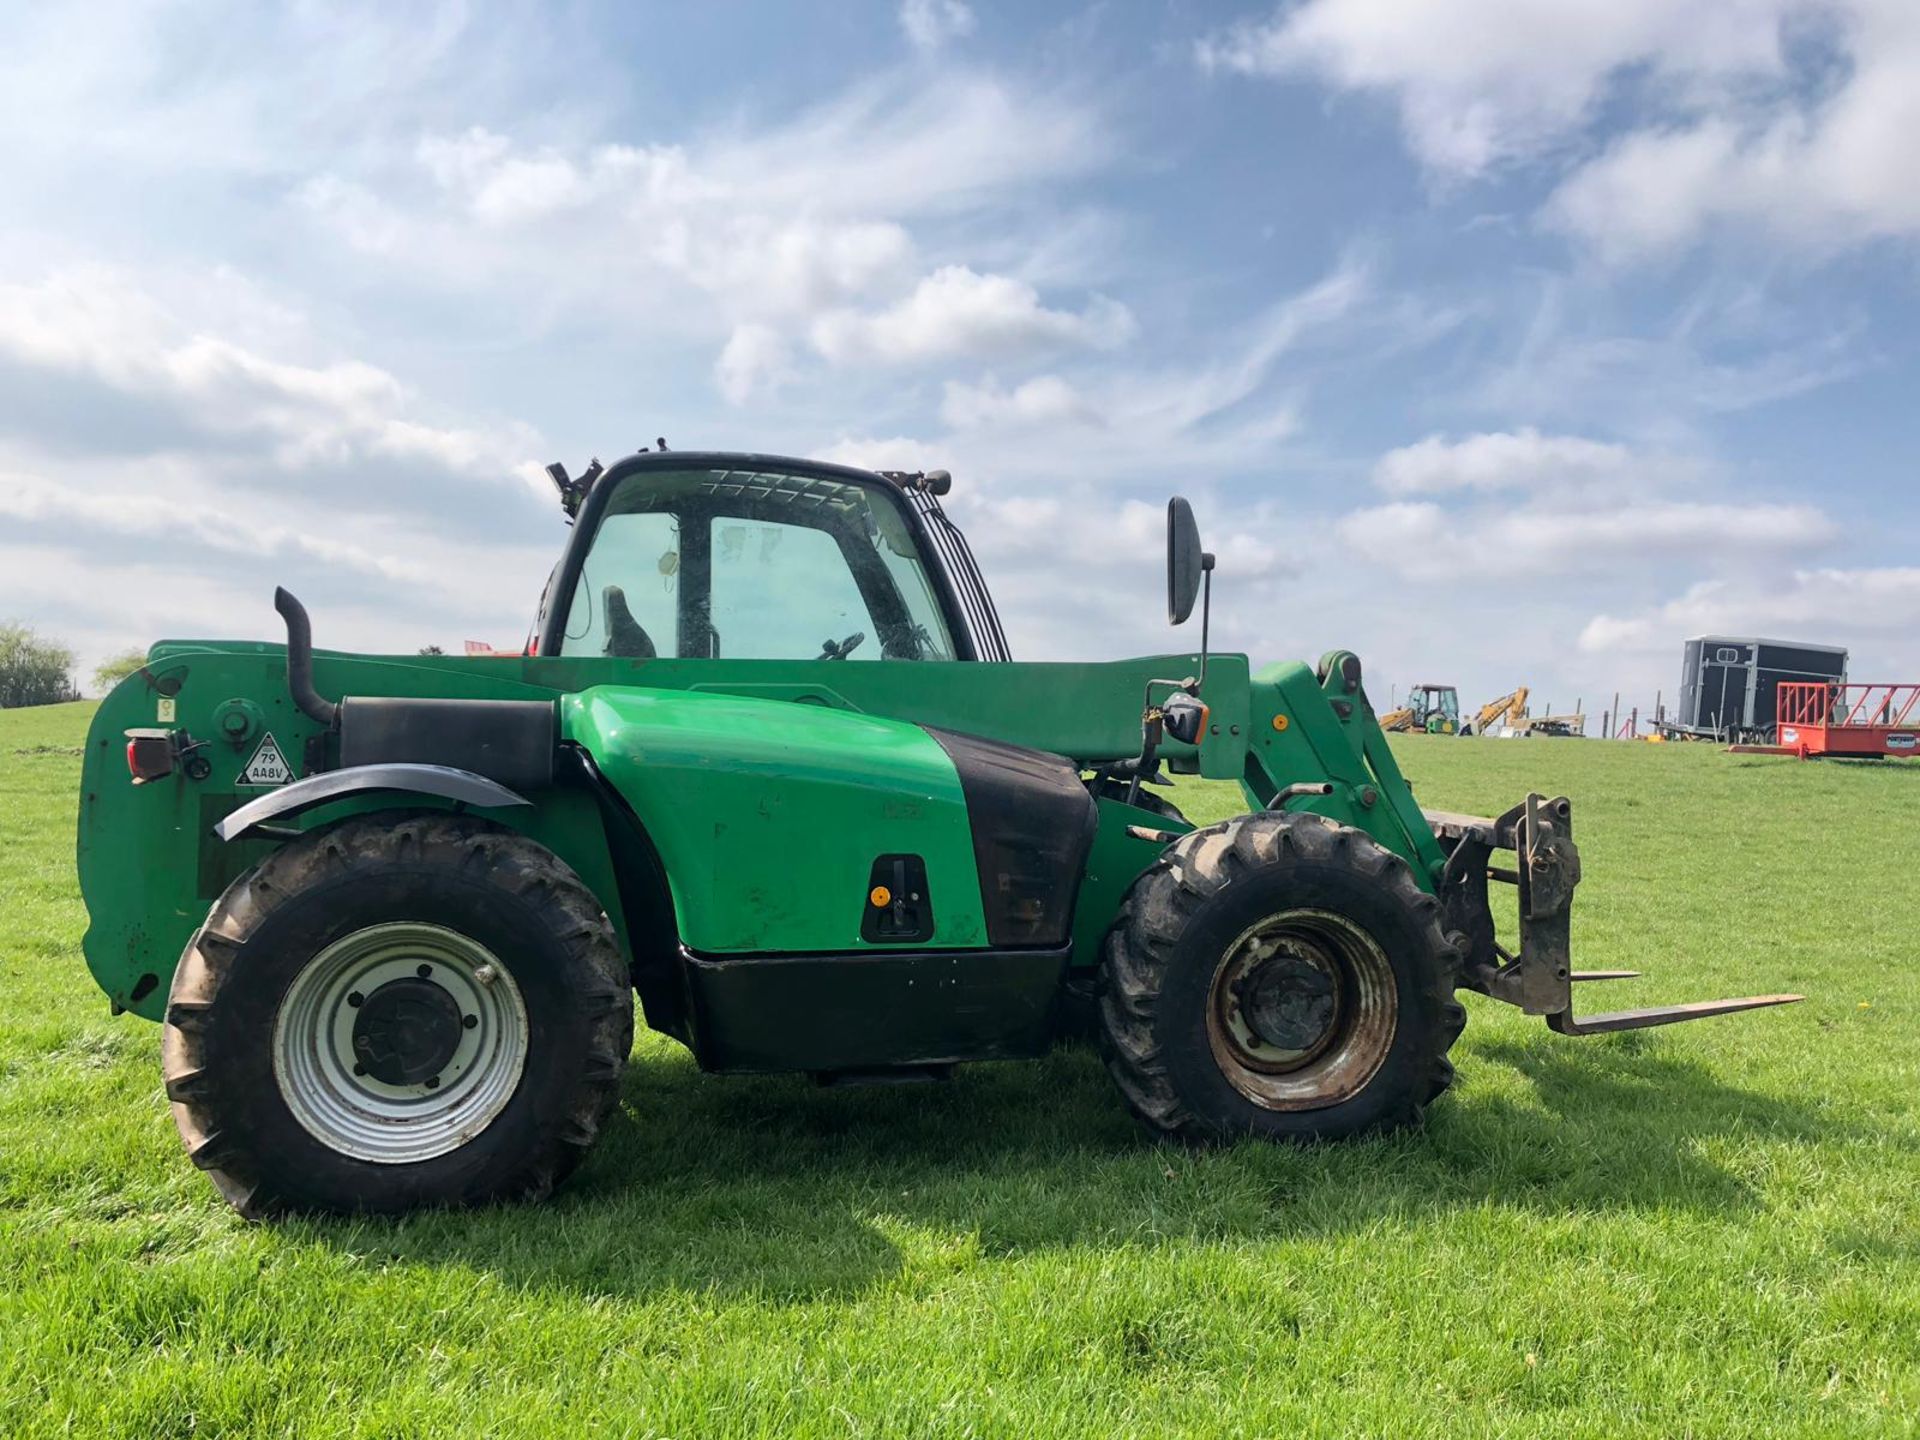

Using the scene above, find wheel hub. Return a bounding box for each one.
[1238,945,1338,1056]
[273,921,529,1165]
[1206,908,1399,1109]
[351,975,464,1086]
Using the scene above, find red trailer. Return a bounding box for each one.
[1777,682,1920,759]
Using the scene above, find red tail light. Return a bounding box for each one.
[125,730,176,783]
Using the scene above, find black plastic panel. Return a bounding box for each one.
[683,943,1069,1073]
[339,697,556,791]
[925,728,1097,948]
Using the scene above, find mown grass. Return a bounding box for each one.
[1,701,1915,1437]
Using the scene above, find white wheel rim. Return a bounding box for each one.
[273,922,529,1165]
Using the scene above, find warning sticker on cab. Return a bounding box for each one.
[241,732,296,786]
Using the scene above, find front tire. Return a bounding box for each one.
[1098,812,1464,1142]
[162,814,633,1216]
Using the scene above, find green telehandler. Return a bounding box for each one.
[77,451,1801,1215]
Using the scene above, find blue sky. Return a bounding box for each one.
[4,0,1918,716]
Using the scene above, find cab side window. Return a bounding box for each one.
[563,513,680,658]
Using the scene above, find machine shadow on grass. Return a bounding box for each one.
[296,1029,1836,1303]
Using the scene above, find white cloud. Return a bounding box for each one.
[297,75,1113,398]
[1339,497,1832,581]
[1373,428,1635,495]
[0,266,538,480]
[700,75,1108,218]
[1472,278,1870,426]
[899,0,976,53]
[391,81,1105,271]
[715,324,793,405]
[813,434,950,475]
[1580,568,1920,656]
[815,257,1378,499]
[661,217,917,322]
[940,375,1100,430]
[1202,0,1920,263]
[0,260,563,673]
[0,469,436,587]
[1547,2,1920,259]
[295,175,406,255]
[416,128,720,226]
[1196,0,1798,177]
[810,266,1135,365]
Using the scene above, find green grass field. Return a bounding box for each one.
[2,701,1915,1437]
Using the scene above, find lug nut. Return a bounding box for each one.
[352,1064,366,1077]
[416,963,433,978]
[462,1014,478,1030]
[474,964,497,987]
[425,1076,440,1089]
[347,991,364,1008]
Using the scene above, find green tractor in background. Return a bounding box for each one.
[78,451,1801,1215]
[1381,683,1463,736]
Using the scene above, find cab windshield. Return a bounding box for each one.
[557,466,958,662]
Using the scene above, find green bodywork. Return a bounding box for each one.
[77,641,1444,1041]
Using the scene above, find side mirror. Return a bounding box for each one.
[1167,497,1212,625]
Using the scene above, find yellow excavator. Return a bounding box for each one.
[1472,687,1530,737]
[1473,687,1587,737]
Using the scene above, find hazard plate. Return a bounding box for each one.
[240,732,296,786]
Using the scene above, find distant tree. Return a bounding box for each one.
[0,623,79,708]
[418,644,446,655]
[93,648,148,693]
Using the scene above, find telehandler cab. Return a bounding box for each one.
[77,451,1801,1215]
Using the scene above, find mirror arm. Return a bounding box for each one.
[1195,554,1215,692]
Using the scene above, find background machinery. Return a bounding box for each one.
[1470,688,1529,737]
[1381,684,1461,735]
[78,451,1802,1215]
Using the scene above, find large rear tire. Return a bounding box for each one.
[163,814,633,1216]
[1098,811,1464,1142]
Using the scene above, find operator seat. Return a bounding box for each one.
[603,584,658,659]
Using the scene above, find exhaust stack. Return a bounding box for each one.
[274,587,339,729]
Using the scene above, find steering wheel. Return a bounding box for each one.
[820,631,865,660]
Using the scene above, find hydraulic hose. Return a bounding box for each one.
[273,587,340,729]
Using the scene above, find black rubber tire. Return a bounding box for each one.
[162,814,633,1217]
[1097,811,1465,1142]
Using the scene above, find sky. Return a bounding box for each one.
[3,0,1918,719]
